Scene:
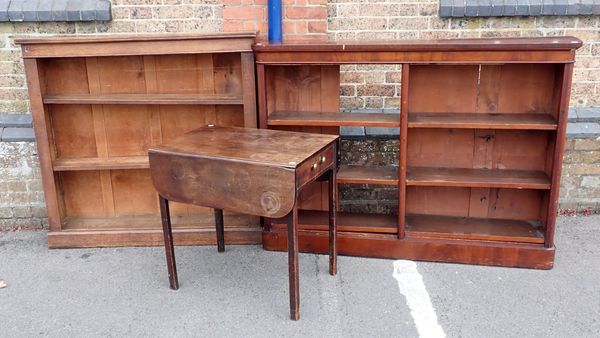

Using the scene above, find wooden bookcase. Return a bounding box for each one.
[255,37,582,269]
[17,33,261,248]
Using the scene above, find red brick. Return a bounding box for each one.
[243,21,257,31]
[223,7,264,20]
[224,21,244,32]
[284,34,327,42]
[283,22,297,34]
[308,21,327,33]
[285,6,327,20]
[296,21,308,33]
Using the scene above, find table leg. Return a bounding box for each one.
[214,208,225,252]
[328,168,338,276]
[287,202,300,320]
[159,195,179,290]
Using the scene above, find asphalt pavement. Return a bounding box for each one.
[0,215,598,337]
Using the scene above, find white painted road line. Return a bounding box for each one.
[393,260,446,338]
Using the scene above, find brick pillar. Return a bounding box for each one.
[223,0,328,41]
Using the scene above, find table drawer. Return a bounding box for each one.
[296,143,336,188]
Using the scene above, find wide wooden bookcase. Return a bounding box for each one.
[255,37,582,269]
[17,33,261,248]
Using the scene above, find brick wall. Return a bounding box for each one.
[223,0,328,41]
[0,1,599,230]
[328,0,600,109]
[0,142,46,230]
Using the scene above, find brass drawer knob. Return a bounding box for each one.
[311,163,318,170]
[320,156,326,163]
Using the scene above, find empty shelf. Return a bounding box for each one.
[408,113,557,130]
[271,209,397,234]
[268,110,400,127]
[53,156,149,171]
[406,214,545,244]
[43,93,244,105]
[407,167,551,190]
[337,165,398,185]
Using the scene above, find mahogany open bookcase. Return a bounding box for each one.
[16,33,261,248]
[255,37,582,269]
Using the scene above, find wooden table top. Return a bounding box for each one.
[150,126,338,168]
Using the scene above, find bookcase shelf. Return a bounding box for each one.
[43,93,244,105]
[406,167,551,190]
[337,165,398,185]
[53,156,150,171]
[271,209,397,234]
[268,110,400,127]
[405,214,544,244]
[408,112,557,130]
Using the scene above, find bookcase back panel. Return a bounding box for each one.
[59,171,105,217]
[50,105,97,158]
[406,186,545,221]
[408,65,479,113]
[41,54,243,96]
[41,58,90,95]
[266,65,340,211]
[49,105,244,160]
[59,169,257,228]
[94,56,147,93]
[409,64,559,116]
[478,64,558,116]
[407,129,551,171]
[111,169,158,216]
[104,105,153,157]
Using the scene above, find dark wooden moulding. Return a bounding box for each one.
[255,36,582,269]
[16,33,260,248]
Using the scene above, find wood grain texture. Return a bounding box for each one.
[545,63,573,248]
[150,126,337,169]
[262,229,555,269]
[270,210,397,234]
[398,64,409,239]
[48,227,262,248]
[337,165,398,185]
[253,37,582,52]
[408,113,557,130]
[149,127,337,218]
[17,33,256,58]
[268,111,400,127]
[255,51,577,64]
[43,93,244,105]
[53,156,149,171]
[405,214,544,244]
[23,59,62,231]
[407,167,551,190]
[150,150,296,218]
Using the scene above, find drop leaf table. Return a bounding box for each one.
[148,126,339,320]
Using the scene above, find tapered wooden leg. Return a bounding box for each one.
[159,195,178,290]
[328,169,337,276]
[287,202,300,320]
[214,208,225,252]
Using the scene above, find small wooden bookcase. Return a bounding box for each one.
[254,37,582,269]
[17,33,260,248]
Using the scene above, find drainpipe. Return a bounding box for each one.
[268,0,282,43]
